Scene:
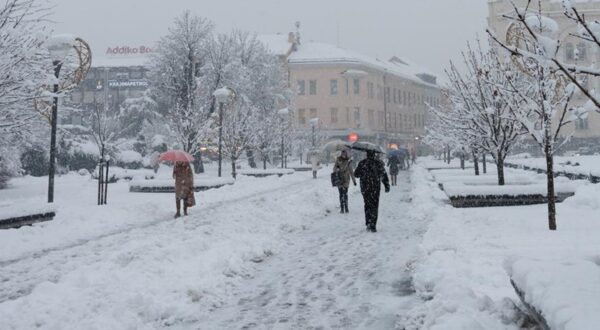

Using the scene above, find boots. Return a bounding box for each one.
[175,199,181,218]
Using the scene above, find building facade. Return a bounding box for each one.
[64,45,151,125]
[260,33,442,150]
[488,0,600,142]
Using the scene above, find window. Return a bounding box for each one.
[368,109,375,127]
[330,79,338,95]
[309,108,317,119]
[297,80,305,95]
[298,108,306,124]
[354,107,361,127]
[385,87,391,103]
[377,85,383,100]
[393,88,397,104]
[130,70,143,79]
[353,79,360,95]
[403,91,407,105]
[330,108,339,124]
[576,42,587,60]
[309,80,317,95]
[346,107,351,124]
[378,111,384,127]
[565,43,574,61]
[367,82,374,99]
[576,117,589,130]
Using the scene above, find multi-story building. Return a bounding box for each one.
[488,0,600,144]
[64,45,151,125]
[260,33,442,150]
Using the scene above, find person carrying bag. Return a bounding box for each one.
[333,149,356,214]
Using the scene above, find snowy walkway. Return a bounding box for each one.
[0,171,425,329]
[193,172,423,329]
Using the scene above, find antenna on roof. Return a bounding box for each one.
[336,22,340,47]
[295,21,301,45]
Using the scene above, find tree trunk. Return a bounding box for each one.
[545,142,557,230]
[443,150,447,163]
[482,154,487,174]
[460,153,465,170]
[263,157,267,170]
[473,151,480,176]
[446,146,451,164]
[496,158,505,186]
[231,157,237,179]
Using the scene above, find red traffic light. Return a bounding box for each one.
[348,133,359,143]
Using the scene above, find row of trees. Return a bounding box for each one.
[428,0,599,230]
[148,11,292,175]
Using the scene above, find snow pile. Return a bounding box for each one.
[117,150,143,164]
[129,177,234,189]
[0,201,55,220]
[443,181,577,197]
[564,182,600,210]
[506,257,600,330]
[238,168,295,175]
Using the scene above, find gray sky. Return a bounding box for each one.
[50,0,489,77]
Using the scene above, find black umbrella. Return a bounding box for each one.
[351,141,385,153]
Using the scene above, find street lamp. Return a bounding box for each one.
[213,87,233,177]
[309,117,319,147]
[45,34,75,203]
[278,108,290,168]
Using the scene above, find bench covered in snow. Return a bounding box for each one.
[0,203,56,229]
[238,168,295,177]
[443,182,576,208]
[506,257,600,330]
[129,177,234,193]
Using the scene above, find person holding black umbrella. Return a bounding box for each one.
[353,147,390,232]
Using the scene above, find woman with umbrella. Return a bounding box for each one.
[333,148,356,214]
[159,150,196,218]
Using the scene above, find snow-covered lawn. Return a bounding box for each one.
[403,164,600,329]
[507,155,600,178]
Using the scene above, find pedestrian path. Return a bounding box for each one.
[196,172,424,329]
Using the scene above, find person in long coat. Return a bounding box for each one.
[354,150,390,232]
[333,149,356,213]
[173,161,194,218]
[387,154,400,186]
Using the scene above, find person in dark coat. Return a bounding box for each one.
[354,150,390,232]
[333,149,356,214]
[387,154,400,186]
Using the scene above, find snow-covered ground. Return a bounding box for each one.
[0,165,426,329]
[2,159,600,329]
[403,162,600,329]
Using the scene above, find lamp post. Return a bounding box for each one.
[46,35,74,203]
[278,108,290,168]
[213,87,233,177]
[309,117,319,147]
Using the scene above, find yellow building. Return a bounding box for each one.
[259,32,442,150]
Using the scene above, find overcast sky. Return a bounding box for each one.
[50,0,489,77]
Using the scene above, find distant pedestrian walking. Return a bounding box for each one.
[333,149,356,214]
[354,151,390,232]
[310,153,320,179]
[387,154,400,186]
[173,161,195,218]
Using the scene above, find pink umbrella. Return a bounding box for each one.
[159,150,194,163]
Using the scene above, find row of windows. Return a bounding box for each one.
[296,79,440,107]
[296,107,425,131]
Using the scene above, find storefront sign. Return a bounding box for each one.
[105,46,153,56]
[108,79,149,88]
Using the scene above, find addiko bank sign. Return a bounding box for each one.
[105,46,153,56]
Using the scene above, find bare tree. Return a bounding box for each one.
[487,1,583,230]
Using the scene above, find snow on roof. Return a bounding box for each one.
[288,42,439,87]
[257,34,294,56]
